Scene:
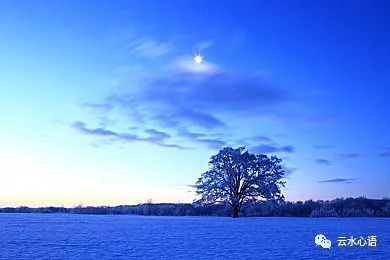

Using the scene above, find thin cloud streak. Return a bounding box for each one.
[378,147,390,157]
[338,153,362,159]
[251,144,295,154]
[129,37,172,57]
[316,159,332,165]
[72,121,188,150]
[318,178,357,184]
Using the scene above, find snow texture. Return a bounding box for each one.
[0,214,389,259]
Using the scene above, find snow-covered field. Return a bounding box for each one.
[0,214,388,259]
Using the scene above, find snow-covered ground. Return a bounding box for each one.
[0,214,388,259]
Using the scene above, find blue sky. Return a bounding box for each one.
[0,1,389,206]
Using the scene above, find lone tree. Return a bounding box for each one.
[195,147,286,218]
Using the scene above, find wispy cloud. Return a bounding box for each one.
[316,159,332,165]
[72,121,187,149]
[174,128,225,150]
[236,135,274,147]
[251,144,295,154]
[144,129,170,142]
[284,167,297,176]
[78,47,294,150]
[378,147,390,157]
[196,139,226,150]
[177,128,206,139]
[251,135,273,142]
[82,102,114,112]
[313,145,332,150]
[73,121,119,137]
[129,38,172,57]
[318,178,357,184]
[338,153,361,159]
[92,65,288,133]
[170,108,225,129]
[72,120,227,151]
[195,40,214,51]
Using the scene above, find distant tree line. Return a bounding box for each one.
[1,197,389,217]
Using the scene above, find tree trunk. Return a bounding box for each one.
[232,205,239,218]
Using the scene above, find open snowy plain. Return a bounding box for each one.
[0,214,388,259]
